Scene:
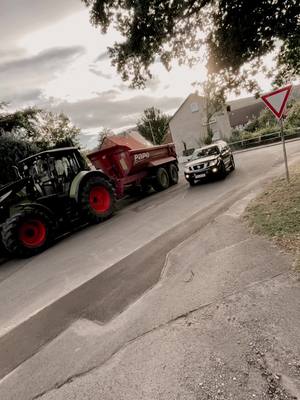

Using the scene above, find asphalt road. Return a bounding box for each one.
[0,141,300,384]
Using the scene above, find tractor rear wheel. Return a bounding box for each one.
[168,163,179,185]
[152,167,170,192]
[1,209,53,258]
[80,176,115,223]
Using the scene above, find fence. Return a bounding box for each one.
[228,127,300,151]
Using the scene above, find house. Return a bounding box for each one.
[169,93,232,156]
[229,102,265,131]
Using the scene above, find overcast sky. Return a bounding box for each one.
[0,0,274,148]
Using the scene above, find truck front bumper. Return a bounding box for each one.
[184,166,220,182]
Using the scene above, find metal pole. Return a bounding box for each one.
[280,118,290,183]
[148,119,156,145]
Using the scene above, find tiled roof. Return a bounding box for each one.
[229,103,265,127]
[101,134,147,150]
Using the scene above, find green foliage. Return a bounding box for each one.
[286,101,300,128]
[0,107,80,149]
[98,127,113,149]
[0,105,80,184]
[0,135,38,185]
[203,127,213,145]
[137,107,170,145]
[82,0,300,90]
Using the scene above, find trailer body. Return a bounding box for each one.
[87,144,178,198]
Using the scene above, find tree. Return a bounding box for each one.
[0,135,38,185]
[82,0,300,90]
[198,75,226,145]
[98,127,113,149]
[286,101,300,128]
[137,107,170,145]
[0,106,80,148]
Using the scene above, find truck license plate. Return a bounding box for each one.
[195,173,206,179]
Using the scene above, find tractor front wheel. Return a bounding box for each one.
[80,177,115,224]
[1,209,53,258]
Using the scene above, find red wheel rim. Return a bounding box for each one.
[89,186,111,213]
[19,219,47,248]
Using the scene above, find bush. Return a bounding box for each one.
[0,135,39,186]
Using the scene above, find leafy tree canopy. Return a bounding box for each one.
[98,127,113,148]
[82,0,300,90]
[137,107,170,145]
[0,106,80,149]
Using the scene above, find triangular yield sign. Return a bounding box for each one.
[261,85,292,119]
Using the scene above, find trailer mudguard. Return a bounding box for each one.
[69,170,112,202]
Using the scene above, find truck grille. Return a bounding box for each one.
[192,163,207,171]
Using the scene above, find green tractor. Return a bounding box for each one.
[0,147,116,258]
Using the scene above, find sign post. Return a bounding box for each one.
[261,85,292,183]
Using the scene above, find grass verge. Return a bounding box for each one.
[245,164,300,270]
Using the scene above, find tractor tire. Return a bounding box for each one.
[79,176,115,224]
[152,167,170,192]
[1,209,54,258]
[168,163,179,185]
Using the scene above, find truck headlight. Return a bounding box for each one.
[209,159,218,166]
[185,174,190,179]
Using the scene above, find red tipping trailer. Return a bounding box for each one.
[87,143,178,198]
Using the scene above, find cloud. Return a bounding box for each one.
[0,46,85,104]
[89,67,112,79]
[94,52,110,62]
[0,0,84,45]
[52,93,182,132]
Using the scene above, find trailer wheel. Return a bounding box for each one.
[80,176,115,223]
[1,209,53,258]
[168,164,179,185]
[152,167,170,192]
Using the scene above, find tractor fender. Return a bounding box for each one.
[15,202,57,228]
[69,170,112,203]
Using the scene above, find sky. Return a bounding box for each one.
[0,0,274,149]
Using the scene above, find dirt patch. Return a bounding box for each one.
[245,164,300,270]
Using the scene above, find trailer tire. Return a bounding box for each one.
[152,167,170,192]
[80,176,115,223]
[1,209,54,258]
[168,164,179,185]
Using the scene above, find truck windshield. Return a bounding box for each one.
[191,146,219,160]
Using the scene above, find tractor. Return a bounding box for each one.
[0,147,115,257]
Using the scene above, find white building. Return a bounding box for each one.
[169,93,232,156]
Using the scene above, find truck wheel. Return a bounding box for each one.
[152,167,170,192]
[80,176,115,223]
[1,209,53,258]
[168,164,179,185]
[219,161,227,179]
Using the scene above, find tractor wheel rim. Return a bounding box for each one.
[89,186,111,213]
[19,219,47,248]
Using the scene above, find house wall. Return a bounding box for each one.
[169,94,232,156]
[169,94,208,156]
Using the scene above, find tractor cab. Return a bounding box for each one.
[18,148,89,198]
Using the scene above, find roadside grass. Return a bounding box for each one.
[245,164,300,270]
